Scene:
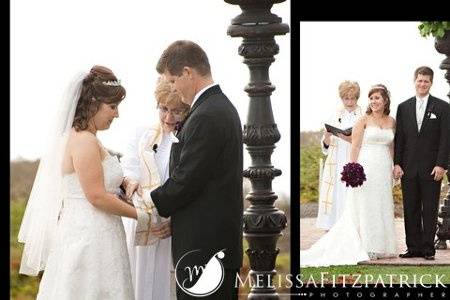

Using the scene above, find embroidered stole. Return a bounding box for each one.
[133,124,168,246]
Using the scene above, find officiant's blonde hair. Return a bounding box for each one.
[338,80,360,100]
[154,77,190,114]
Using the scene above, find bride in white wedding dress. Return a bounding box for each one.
[18,66,149,299]
[301,84,397,267]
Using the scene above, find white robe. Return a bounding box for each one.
[121,123,177,300]
[315,106,362,230]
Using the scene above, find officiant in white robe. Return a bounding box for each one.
[316,81,362,230]
[121,78,189,300]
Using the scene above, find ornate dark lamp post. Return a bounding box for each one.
[224,0,289,298]
[434,29,450,249]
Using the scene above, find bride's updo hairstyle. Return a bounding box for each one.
[366,84,391,116]
[73,65,126,131]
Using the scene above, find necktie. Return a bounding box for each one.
[418,98,425,130]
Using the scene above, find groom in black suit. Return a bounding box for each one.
[394,66,450,260]
[149,40,243,299]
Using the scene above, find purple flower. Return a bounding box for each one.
[174,121,184,132]
[340,162,367,188]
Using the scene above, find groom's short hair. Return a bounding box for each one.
[414,66,434,82]
[156,40,211,77]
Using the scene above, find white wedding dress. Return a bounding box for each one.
[301,126,397,267]
[36,153,134,299]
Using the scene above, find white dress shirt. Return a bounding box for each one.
[190,83,218,108]
[416,94,429,131]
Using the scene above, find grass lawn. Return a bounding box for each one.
[300,265,450,286]
[11,199,41,300]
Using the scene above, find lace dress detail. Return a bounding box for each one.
[301,127,397,267]
[36,154,134,299]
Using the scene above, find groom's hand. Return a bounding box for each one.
[393,165,404,180]
[151,220,171,239]
[431,166,446,181]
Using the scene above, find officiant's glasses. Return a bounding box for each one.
[158,106,185,120]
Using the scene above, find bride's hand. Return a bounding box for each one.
[122,177,142,199]
[118,190,135,206]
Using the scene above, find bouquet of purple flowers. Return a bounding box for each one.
[341,162,367,188]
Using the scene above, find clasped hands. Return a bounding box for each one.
[122,177,171,239]
[393,165,446,181]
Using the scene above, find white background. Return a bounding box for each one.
[11,0,291,198]
[300,22,449,131]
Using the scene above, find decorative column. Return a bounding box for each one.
[434,30,450,249]
[225,0,289,298]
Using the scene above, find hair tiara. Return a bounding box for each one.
[371,84,387,91]
[102,80,121,86]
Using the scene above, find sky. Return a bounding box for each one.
[300,21,449,132]
[11,0,290,198]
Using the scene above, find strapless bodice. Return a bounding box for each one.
[362,126,394,146]
[62,155,123,199]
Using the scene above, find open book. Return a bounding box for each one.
[325,123,352,136]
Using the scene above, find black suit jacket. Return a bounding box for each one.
[151,85,243,270]
[394,95,450,180]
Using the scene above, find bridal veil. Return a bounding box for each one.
[18,72,86,276]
